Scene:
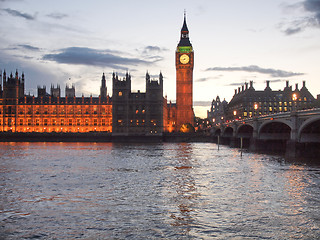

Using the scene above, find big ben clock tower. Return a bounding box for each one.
[176,13,194,130]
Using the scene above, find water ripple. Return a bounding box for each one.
[0,142,319,239]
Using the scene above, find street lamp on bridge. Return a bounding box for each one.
[254,103,258,117]
[292,93,298,112]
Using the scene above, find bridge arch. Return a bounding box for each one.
[258,119,292,134]
[298,116,320,143]
[211,127,221,136]
[222,126,234,137]
[236,124,253,138]
[258,120,291,140]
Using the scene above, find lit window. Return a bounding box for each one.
[118,91,122,97]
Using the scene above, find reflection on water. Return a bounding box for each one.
[0,142,319,239]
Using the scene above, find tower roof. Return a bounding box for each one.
[178,12,192,47]
[181,13,189,32]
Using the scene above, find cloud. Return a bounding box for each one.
[196,78,209,82]
[42,47,152,69]
[265,79,284,83]
[205,65,304,78]
[280,17,317,35]
[18,44,40,51]
[284,26,303,35]
[1,8,35,20]
[281,0,320,35]
[46,12,68,20]
[193,101,212,107]
[144,46,161,53]
[142,45,168,54]
[303,0,320,23]
[195,75,223,83]
[227,82,246,86]
[139,46,168,62]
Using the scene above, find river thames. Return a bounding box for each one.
[0,142,319,239]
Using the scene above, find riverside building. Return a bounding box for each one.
[208,80,316,122]
[0,70,112,133]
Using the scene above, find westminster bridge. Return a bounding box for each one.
[210,108,320,158]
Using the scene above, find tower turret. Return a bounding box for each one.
[51,84,61,98]
[65,84,75,97]
[100,72,107,99]
[2,69,25,99]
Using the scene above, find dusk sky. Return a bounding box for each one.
[1,0,320,117]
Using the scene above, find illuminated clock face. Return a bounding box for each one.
[180,54,189,64]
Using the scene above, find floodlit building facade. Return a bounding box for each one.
[0,71,112,133]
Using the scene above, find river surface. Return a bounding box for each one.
[0,142,319,239]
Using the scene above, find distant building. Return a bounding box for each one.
[207,96,228,124]
[211,80,316,122]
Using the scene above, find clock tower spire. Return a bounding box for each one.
[176,12,194,131]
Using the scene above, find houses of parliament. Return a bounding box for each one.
[0,15,195,135]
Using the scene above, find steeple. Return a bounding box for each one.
[100,72,107,99]
[146,71,150,83]
[101,72,106,88]
[181,11,189,32]
[178,12,192,47]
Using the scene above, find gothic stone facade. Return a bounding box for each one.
[0,71,112,133]
[112,72,164,135]
[224,80,315,122]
